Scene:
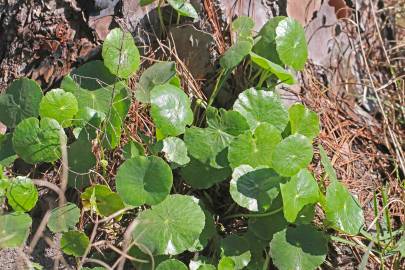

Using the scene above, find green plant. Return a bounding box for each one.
[0,16,402,270]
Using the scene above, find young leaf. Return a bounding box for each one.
[220,235,251,270]
[162,137,190,166]
[0,212,32,248]
[272,134,313,177]
[318,145,338,182]
[47,203,81,233]
[60,231,90,257]
[253,16,286,64]
[6,176,38,212]
[280,169,319,222]
[0,78,43,128]
[232,16,254,40]
[249,52,295,85]
[229,165,284,211]
[326,181,364,235]
[39,88,78,128]
[103,84,131,149]
[218,257,236,270]
[180,156,231,189]
[248,211,287,241]
[68,134,96,188]
[12,117,66,164]
[167,0,198,19]
[220,41,252,70]
[228,123,282,169]
[233,88,289,131]
[156,259,188,270]
[150,84,193,137]
[116,156,173,207]
[81,185,125,217]
[0,133,17,166]
[270,225,328,270]
[102,28,140,78]
[288,103,320,139]
[135,61,177,103]
[132,194,205,255]
[275,17,308,70]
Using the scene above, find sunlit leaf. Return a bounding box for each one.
[81,185,125,217]
[162,137,190,166]
[0,212,32,248]
[156,259,188,270]
[122,140,145,159]
[319,145,338,182]
[250,52,295,85]
[288,103,319,139]
[6,176,38,212]
[167,0,198,19]
[47,203,81,233]
[232,16,254,40]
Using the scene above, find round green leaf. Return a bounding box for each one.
[47,203,81,233]
[150,84,193,137]
[232,16,254,40]
[129,246,168,270]
[39,88,78,127]
[0,77,43,128]
[220,41,252,70]
[326,181,364,235]
[102,28,140,78]
[272,134,313,177]
[280,169,319,222]
[12,117,66,164]
[288,103,320,139]
[218,257,235,270]
[249,211,287,241]
[221,235,251,270]
[156,259,188,270]
[228,123,282,169]
[230,165,284,211]
[123,140,145,159]
[135,61,177,103]
[6,176,38,212]
[275,17,308,70]
[162,137,190,166]
[60,230,90,257]
[132,194,205,255]
[81,185,125,217]
[180,156,231,189]
[167,0,198,19]
[0,212,32,248]
[116,156,173,207]
[318,145,338,182]
[233,88,288,131]
[0,133,17,166]
[270,225,328,270]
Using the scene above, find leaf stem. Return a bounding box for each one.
[207,68,226,108]
[158,0,166,35]
[223,207,282,220]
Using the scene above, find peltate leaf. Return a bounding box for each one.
[288,103,320,139]
[167,0,198,19]
[220,41,252,70]
[102,28,140,78]
[81,185,125,217]
[0,212,32,248]
[60,231,90,257]
[6,176,38,212]
[132,194,205,255]
[156,259,188,270]
[116,156,173,207]
[232,16,254,40]
[162,137,190,166]
[47,203,81,233]
[122,140,145,159]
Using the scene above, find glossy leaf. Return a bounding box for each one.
[218,257,235,270]
[230,165,284,211]
[220,41,252,70]
[150,84,193,137]
[47,203,81,233]
[326,180,364,235]
[288,103,320,139]
[156,259,188,270]
[270,225,328,270]
[275,17,308,70]
[81,185,125,217]
[280,169,319,222]
[135,61,177,103]
[233,88,288,131]
[132,195,205,255]
[116,156,173,206]
[220,235,251,270]
[39,88,78,127]
[167,0,198,19]
[0,133,17,166]
[60,231,90,257]
[6,176,38,212]
[250,52,295,85]
[180,156,231,189]
[228,123,282,169]
[162,137,190,166]
[102,28,140,78]
[0,78,43,128]
[12,117,66,164]
[272,134,313,177]
[0,212,32,248]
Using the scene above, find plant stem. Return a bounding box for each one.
[207,68,226,108]
[158,0,166,35]
[176,12,181,24]
[257,70,269,89]
[223,207,282,220]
